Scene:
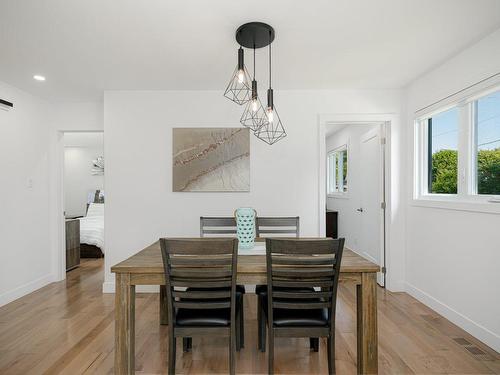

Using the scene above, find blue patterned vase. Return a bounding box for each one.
[235,207,256,249]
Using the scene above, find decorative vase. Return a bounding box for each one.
[235,207,256,249]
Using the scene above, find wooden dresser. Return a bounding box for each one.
[326,210,338,239]
[66,219,80,271]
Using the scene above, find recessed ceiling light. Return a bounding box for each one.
[33,75,46,81]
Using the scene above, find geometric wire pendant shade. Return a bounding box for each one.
[255,104,287,145]
[254,34,287,146]
[225,22,286,145]
[240,95,268,131]
[223,48,252,105]
[223,65,252,104]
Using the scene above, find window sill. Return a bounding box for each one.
[411,197,500,214]
[327,193,350,200]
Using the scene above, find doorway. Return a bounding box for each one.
[62,131,105,273]
[322,122,387,286]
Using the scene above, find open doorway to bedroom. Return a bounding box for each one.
[63,132,104,272]
[323,122,387,286]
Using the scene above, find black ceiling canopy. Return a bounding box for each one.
[236,22,275,49]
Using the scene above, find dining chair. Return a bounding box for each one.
[254,216,301,351]
[160,238,239,375]
[263,237,345,375]
[255,216,300,238]
[199,217,246,350]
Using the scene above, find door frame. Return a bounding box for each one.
[318,114,394,287]
[54,130,104,281]
[359,124,386,286]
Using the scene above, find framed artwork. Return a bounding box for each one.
[172,127,250,192]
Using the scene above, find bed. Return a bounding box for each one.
[80,202,104,258]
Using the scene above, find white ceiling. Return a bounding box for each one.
[1,0,500,101]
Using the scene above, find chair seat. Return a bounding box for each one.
[271,307,329,327]
[176,308,230,326]
[262,293,329,327]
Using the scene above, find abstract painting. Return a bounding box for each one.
[172,128,250,192]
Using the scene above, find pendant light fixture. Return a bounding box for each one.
[255,37,287,145]
[225,22,286,145]
[240,47,268,131]
[223,47,252,105]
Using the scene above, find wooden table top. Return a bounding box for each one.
[111,240,380,274]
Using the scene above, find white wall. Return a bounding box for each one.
[64,144,104,217]
[103,89,404,291]
[405,28,500,352]
[326,124,377,252]
[0,81,53,306]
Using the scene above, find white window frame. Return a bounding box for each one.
[413,80,500,213]
[327,144,348,197]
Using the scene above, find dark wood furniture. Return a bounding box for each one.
[326,210,338,239]
[159,238,239,375]
[264,238,344,374]
[199,216,238,236]
[197,216,245,350]
[80,244,104,258]
[255,216,301,351]
[65,219,80,271]
[111,240,379,375]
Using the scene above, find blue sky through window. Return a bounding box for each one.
[477,91,500,151]
[431,107,458,153]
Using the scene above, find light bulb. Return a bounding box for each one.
[251,99,258,112]
[267,107,274,123]
[237,69,245,83]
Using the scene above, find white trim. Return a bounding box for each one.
[415,76,500,117]
[327,193,350,199]
[411,198,500,214]
[0,274,55,307]
[405,282,500,353]
[413,83,500,205]
[54,130,105,284]
[318,113,396,289]
[327,144,348,195]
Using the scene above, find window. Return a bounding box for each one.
[474,91,500,195]
[415,85,500,204]
[427,107,459,194]
[327,145,348,194]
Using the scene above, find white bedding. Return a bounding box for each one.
[79,203,104,252]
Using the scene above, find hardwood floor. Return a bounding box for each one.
[0,259,498,374]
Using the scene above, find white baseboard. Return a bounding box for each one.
[102,282,159,293]
[0,274,55,307]
[405,282,500,352]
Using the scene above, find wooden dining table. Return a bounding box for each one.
[111,239,380,374]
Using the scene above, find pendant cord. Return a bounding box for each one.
[253,47,256,80]
[269,35,272,89]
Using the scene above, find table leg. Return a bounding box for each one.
[115,273,135,375]
[356,272,378,374]
[160,285,169,325]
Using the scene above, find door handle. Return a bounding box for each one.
[356,208,363,212]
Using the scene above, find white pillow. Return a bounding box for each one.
[87,203,104,217]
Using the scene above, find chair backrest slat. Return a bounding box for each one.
[266,237,345,331]
[256,216,299,238]
[273,301,331,309]
[160,238,238,320]
[174,301,231,309]
[173,290,231,299]
[200,217,237,237]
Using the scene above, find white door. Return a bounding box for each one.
[358,126,385,286]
